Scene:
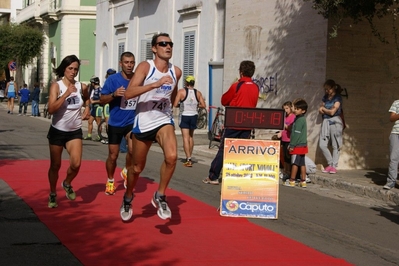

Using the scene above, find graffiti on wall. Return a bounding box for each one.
[253,73,278,95]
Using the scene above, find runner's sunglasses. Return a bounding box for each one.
[156,41,174,48]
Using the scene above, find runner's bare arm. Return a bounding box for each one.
[173,89,184,108]
[125,61,158,99]
[197,91,206,109]
[171,66,182,105]
[81,83,90,120]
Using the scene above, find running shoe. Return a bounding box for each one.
[183,160,193,167]
[151,192,172,220]
[283,179,295,187]
[83,136,92,140]
[48,193,58,208]
[120,196,133,221]
[105,181,116,195]
[120,167,127,189]
[61,181,76,200]
[299,181,307,188]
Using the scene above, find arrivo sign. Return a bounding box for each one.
[224,106,285,130]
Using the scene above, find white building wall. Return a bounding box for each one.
[225,0,328,166]
[95,0,223,100]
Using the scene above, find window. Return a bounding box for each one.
[118,42,125,72]
[140,39,153,62]
[183,31,195,79]
[23,0,35,8]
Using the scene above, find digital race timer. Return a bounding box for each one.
[224,107,285,130]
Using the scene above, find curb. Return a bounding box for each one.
[310,175,399,205]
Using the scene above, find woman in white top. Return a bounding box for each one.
[46,55,90,208]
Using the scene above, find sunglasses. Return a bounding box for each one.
[156,41,174,48]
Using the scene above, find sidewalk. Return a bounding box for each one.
[2,101,399,205]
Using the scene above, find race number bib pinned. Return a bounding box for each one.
[66,94,81,109]
[120,95,137,110]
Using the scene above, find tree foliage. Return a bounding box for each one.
[305,0,399,44]
[0,23,44,75]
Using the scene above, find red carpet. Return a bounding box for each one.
[0,160,351,265]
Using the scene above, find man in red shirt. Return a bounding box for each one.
[203,60,259,184]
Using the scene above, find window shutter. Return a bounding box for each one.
[141,39,153,62]
[183,31,195,79]
[118,43,125,72]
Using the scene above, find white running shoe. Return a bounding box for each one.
[120,196,133,221]
[151,192,171,220]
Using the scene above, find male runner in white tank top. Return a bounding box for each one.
[173,75,206,167]
[121,32,182,221]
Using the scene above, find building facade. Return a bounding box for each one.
[16,0,96,96]
[95,0,225,109]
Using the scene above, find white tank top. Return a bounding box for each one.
[133,60,177,133]
[8,81,15,93]
[181,88,198,116]
[51,79,84,131]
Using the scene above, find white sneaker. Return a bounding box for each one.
[120,196,133,221]
[151,192,171,220]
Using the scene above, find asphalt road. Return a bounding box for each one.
[0,106,398,265]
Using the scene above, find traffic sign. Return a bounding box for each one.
[8,61,16,71]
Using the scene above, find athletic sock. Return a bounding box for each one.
[155,191,164,198]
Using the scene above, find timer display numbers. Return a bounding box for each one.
[224,107,285,130]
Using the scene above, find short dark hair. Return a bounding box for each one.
[120,51,135,61]
[54,55,80,78]
[293,99,308,113]
[151,32,170,47]
[239,60,255,77]
[324,79,336,88]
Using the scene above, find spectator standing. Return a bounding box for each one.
[203,60,259,185]
[46,54,90,208]
[18,83,30,116]
[121,32,182,221]
[173,75,206,167]
[383,99,399,190]
[5,77,18,114]
[284,99,309,188]
[278,101,295,179]
[31,82,40,117]
[319,79,344,174]
[100,52,136,196]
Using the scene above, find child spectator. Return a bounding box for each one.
[284,98,308,188]
[278,101,295,180]
[18,83,30,116]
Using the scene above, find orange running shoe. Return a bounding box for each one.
[105,181,116,195]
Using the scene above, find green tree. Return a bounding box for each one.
[0,23,44,78]
[305,0,399,46]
